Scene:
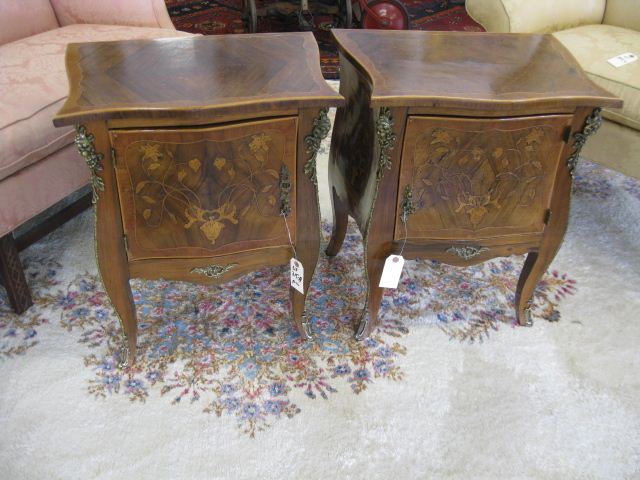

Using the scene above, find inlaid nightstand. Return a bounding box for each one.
[326,30,622,339]
[54,33,343,364]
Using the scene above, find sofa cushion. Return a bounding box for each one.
[0,0,59,46]
[603,0,640,32]
[553,25,640,130]
[0,144,89,238]
[0,24,193,183]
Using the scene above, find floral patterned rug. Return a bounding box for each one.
[2,219,577,436]
[3,159,640,479]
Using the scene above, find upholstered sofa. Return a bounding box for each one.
[466,0,639,179]
[0,0,193,313]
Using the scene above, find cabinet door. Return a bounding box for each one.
[111,117,297,260]
[396,115,572,241]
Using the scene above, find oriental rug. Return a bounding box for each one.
[1,113,639,477]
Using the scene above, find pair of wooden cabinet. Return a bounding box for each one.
[54,31,620,364]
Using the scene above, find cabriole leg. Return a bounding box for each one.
[325,186,349,257]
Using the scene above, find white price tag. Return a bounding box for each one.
[607,52,637,67]
[379,255,405,289]
[290,258,304,294]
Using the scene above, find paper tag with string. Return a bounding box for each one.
[380,197,410,289]
[379,254,404,289]
[290,258,304,294]
[282,212,304,293]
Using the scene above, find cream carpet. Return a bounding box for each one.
[1,105,639,479]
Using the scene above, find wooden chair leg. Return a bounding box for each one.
[325,186,349,257]
[355,235,387,340]
[0,233,33,314]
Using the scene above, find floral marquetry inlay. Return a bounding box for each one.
[135,140,267,246]
[112,118,298,259]
[397,116,571,239]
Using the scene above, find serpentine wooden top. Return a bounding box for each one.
[54,32,343,126]
[331,30,622,112]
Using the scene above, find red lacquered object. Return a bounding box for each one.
[360,0,410,29]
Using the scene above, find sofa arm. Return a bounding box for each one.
[466,0,606,33]
[50,0,175,29]
[603,0,640,31]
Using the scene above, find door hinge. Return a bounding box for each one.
[123,234,129,252]
[562,126,572,143]
[544,209,552,225]
[111,147,117,167]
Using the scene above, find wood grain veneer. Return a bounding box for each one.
[327,29,621,339]
[54,33,344,364]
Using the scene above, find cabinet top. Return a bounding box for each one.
[332,30,622,112]
[54,32,343,127]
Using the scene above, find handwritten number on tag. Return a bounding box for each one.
[290,258,304,294]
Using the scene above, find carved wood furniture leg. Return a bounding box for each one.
[325,98,352,258]
[79,122,138,365]
[356,231,387,339]
[515,192,569,326]
[325,186,349,257]
[0,233,33,314]
[514,166,571,326]
[356,106,407,339]
[292,107,331,339]
[515,107,598,326]
[515,252,541,326]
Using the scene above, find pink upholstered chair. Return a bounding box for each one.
[0,0,193,313]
